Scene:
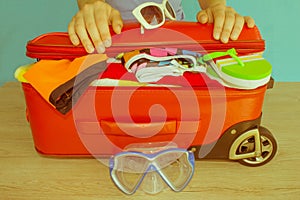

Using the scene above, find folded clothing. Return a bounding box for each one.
[22,47,270,115]
[121,48,201,71]
[23,54,213,115]
[97,62,218,88]
[49,61,107,114]
[116,47,214,84]
[23,54,108,114]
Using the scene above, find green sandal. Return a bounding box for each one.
[202,48,272,89]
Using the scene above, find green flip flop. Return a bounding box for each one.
[202,48,272,89]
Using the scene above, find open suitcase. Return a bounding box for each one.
[22,21,277,167]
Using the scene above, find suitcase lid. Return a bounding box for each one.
[26,21,265,60]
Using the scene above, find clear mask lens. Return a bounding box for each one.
[110,144,194,195]
[157,152,194,191]
[111,155,149,194]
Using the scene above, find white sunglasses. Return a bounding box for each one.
[132,0,177,31]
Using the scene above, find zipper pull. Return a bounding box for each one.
[202,48,245,67]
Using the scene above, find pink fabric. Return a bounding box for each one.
[150,48,169,57]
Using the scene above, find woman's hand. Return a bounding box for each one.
[68,0,123,53]
[197,2,255,43]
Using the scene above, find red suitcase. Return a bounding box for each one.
[22,21,277,166]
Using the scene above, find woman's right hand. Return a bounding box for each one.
[68,1,123,53]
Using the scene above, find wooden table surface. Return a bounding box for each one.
[0,82,299,200]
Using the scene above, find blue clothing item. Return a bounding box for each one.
[106,0,185,21]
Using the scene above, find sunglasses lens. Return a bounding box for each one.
[140,6,164,25]
[166,1,176,19]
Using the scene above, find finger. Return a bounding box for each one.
[82,7,104,53]
[74,13,95,53]
[197,10,208,24]
[230,14,244,41]
[220,9,236,43]
[212,7,225,40]
[94,10,112,51]
[68,18,80,46]
[110,9,123,34]
[244,16,255,28]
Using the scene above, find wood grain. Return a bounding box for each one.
[0,82,299,200]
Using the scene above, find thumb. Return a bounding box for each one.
[110,9,123,34]
[197,10,209,24]
[244,16,255,28]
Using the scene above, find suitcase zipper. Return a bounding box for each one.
[26,22,265,60]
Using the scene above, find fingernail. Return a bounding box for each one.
[248,23,255,28]
[103,39,112,47]
[221,36,229,43]
[200,15,207,23]
[87,44,95,53]
[115,25,122,34]
[71,36,79,46]
[96,45,105,53]
[214,32,220,40]
[231,33,238,40]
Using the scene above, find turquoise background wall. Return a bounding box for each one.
[0,0,299,85]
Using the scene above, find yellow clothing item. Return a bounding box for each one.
[14,63,34,83]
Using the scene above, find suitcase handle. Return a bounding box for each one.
[101,120,177,137]
[76,120,199,137]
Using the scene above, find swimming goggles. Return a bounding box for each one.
[132,0,176,30]
[109,148,195,195]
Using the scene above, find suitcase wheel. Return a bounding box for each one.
[229,127,278,167]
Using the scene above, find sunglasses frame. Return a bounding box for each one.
[132,0,177,30]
